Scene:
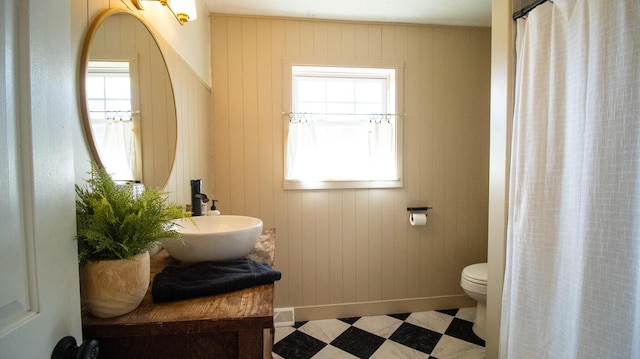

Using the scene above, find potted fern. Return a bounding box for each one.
[76,163,188,318]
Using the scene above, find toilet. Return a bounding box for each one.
[460,262,487,340]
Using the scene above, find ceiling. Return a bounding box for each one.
[202,0,492,27]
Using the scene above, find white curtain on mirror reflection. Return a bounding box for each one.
[101,120,137,181]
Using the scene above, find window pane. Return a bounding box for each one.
[87,99,105,112]
[355,103,384,115]
[86,77,105,98]
[105,76,131,98]
[326,103,355,117]
[297,102,326,115]
[296,80,325,102]
[105,100,131,112]
[326,81,354,102]
[355,81,384,103]
[87,100,106,121]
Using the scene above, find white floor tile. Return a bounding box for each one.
[298,318,351,343]
[405,310,455,333]
[370,340,432,359]
[430,335,485,359]
[312,345,359,359]
[353,315,404,339]
[274,326,296,344]
[455,307,477,322]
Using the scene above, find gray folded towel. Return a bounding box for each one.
[152,259,281,303]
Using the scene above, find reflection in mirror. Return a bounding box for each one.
[86,60,141,181]
[80,10,177,189]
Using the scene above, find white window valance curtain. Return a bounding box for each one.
[501,0,640,357]
[285,120,397,182]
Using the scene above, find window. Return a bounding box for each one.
[86,61,141,182]
[284,64,403,190]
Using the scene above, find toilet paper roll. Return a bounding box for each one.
[409,213,428,226]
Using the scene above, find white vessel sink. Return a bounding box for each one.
[162,215,263,262]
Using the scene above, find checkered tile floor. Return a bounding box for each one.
[272,308,485,359]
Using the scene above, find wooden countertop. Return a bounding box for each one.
[82,228,276,336]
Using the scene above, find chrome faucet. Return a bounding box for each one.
[190,179,209,216]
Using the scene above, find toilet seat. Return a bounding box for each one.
[462,263,487,285]
[461,263,487,295]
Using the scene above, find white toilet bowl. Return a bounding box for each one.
[460,262,487,340]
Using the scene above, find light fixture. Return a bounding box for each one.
[133,0,198,26]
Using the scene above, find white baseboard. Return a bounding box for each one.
[291,294,475,322]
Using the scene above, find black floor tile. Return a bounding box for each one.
[338,316,361,325]
[273,330,326,359]
[445,317,485,346]
[436,308,459,316]
[389,322,443,354]
[293,320,308,328]
[331,326,386,358]
[388,312,411,321]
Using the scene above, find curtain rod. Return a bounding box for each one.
[283,112,404,124]
[89,110,140,114]
[282,112,405,117]
[513,0,551,20]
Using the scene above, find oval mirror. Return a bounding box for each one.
[79,9,177,189]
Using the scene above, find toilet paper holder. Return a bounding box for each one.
[407,207,432,226]
[407,207,432,220]
[407,206,432,213]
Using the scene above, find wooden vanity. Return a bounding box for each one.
[82,229,276,359]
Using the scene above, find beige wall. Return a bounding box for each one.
[72,0,212,205]
[211,14,491,315]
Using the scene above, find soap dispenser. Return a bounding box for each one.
[209,200,220,216]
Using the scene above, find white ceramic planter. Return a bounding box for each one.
[80,251,150,318]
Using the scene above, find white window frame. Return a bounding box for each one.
[283,59,404,190]
[86,61,133,123]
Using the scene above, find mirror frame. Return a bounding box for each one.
[78,8,178,189]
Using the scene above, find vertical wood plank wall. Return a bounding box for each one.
[72,0,212,205]
[211,15,491,312]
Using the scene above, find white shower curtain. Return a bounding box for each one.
[501,0,640,357]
